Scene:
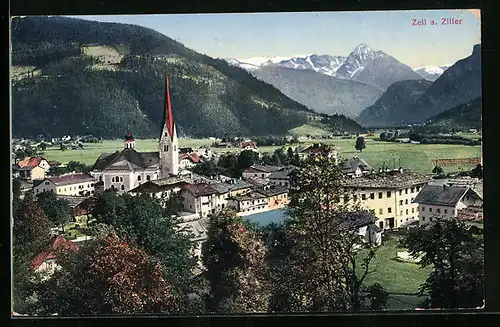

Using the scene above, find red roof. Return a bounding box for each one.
[183,183,217,196]
[18,156,44,168]
[47,173,95,186]
[164,74,175,141]
[30,236,79,271]
[179,153,201,163]
[240,141,257,148]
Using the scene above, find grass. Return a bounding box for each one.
[40,135,481,175]
[359,234,432,295]
[60,221,91,239]
[288,123,332,137]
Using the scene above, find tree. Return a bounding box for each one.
[202,209,269,313]
[217,153,238,177]
[432,166,444,175]
[379,132,387,141]
[271,155,381,312]
[355,136,366,153]
[286,147,294,163]
[400,217,484,308]
[260,153,274,166]
[36,191,72,232]
[35,232,177,315]
[470,164,483,179]
[237,150,259,175]
[90,192,196,300]
[13,177,22,200]
[12,197,52,313]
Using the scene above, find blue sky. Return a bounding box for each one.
[69,10,480,68]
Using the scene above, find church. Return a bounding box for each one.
[90,75,181,193]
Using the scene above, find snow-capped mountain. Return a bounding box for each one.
[414,65,451,81]
[273,54,345,77]
[334,44,384,80]
[225,58,261,71]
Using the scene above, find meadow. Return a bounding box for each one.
[41,135,482,175]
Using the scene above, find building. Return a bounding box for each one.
[412,184,483,225]
[254,185,289,210]
[228,191,269,215]
[128,177,188,200]
[17,156,51,172]
[55,195,97,222]
[181,183,219,218]
[211,179,253,211]
[30,236,79,278]
[12,164,46,181]
[242,165,283,180]
[341,157,372,178]
[179,153,201,170]
[343,169,431,230]
[175,217,209,274]
[33,173,96,196]
[338,211,383,246]
[196,147,215,161]
[90,75,179,194]
[298,143,338,164]
[268,165,300,188]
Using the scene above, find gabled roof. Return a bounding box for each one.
[300,143,336,154]
[244,177,270,187]
[129,177,188,193]
[338,211,377,229]
[244,165,283,174]
[45,173,95,186]
[18,156,46,168]
[30,236,79,271]
[180,153,201,163]
[179,147,194,154]
[183,183,218,197]
[91,149,159,171]
[255,185,289,197]
[211,179,253,194]
[55,195,90,207]
[412,185,473,206]
[269,166,300,179]
[342,158,372,174]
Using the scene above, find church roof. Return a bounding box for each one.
[163,74,175,141]
[91,149,159,171]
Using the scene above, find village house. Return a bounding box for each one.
[210,179,253,211]
[30,235,79,279]
[90,75,180,193]
[238,141,258,152]
[128,177,188,200]
[341,157,372,178]
[179,153,201,170]
[55,195,97,222]
[12,164,46,181]
[412,184,483,225]
[33,173,96,196]
[175,217,209,274]
[17,156,51,172]
[343,169,430,230]
[339,211,383,247]
[242,165,283,180]
[268,165,300,188]
[298,143,338,164]
[196,147,215,161]
[181,183,219,218]
[255,185,289,210]
[228,191,269,215]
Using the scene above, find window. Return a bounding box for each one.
[361,194,366,200]
[378,192,383,199]
[379,208,383,214]
[405,189,408,194]
[45,181,50,185]
[164,132,168,136]
[411,197,414,202]
[399,190,402,195]
[400,210,403,216]
[466,196,470,201]
[422,216,425,221]
[429,217,433,221]
[399,200,403,206]
[412,208,415,213]
[387,191,391,198]
[99,176,103,182]
[262,174,265,178]
[422,206,425,211]
[400,220,403,223]
[406,218,409,221]
[111,185,115,189]
[411,187,415,193]
[138,175,141,181]
[370,193,375,200]
[429,208,433,212]
[437,208,441,213]
[120,177,123,182]
[405,199,408,204]
[388,207,392,213]
[406,209,409,215]
[444,209,448,214]
[147,175,151,181]
[416,186,420,192]
[121,185,125,190]
[344,195,349,203]
[412,216,414,220]
[64,188,66,191]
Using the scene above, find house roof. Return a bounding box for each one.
[45,173,95,186]
[300,143,336,154]
[244,177,270,187]
[180,153,201,163]
[269,166,300,179]
[342,158,372,174]
[231,191,267,202]
[457,205,483,222]
[210,179,253,194]
[244,165,283,174]
[412,185,474,206]
[343,169,430,189]
[30,236,79,271]
[18,156,46,168]
[177,218,209,242]
[129,178,188,193]
[179,147,194,154]
[255,185,289,197]
[338,211,377,229]
[56,195,96,208]
[91,149,159,171]
[184,183,218,197]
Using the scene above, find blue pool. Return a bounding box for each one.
[244,208,287,226]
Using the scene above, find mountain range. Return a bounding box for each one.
[10,16,366,139]
[425,97,482,130]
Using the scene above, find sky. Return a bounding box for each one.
[69,10,480,68]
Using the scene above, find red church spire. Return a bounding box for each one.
[164,74,175,141]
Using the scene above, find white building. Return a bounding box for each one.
[412,184,483,225]
[181,183,219,218]
[33,173,96,196]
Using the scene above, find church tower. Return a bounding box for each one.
[159,74,179,177]
[124,131,135,149]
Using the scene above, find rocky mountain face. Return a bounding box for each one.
[415,65,451,81]
[252,65,383,118]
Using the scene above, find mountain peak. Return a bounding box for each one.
[353,44,372,53]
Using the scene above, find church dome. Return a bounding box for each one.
[124,131,134,142]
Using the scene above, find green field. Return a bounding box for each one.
[40,136,481,175]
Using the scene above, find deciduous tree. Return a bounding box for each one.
[36,191,72,231]
[355,136,366,153]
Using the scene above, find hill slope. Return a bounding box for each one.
[406,44,481,123]
[426,97,482,130]
[252,66,383,118]
[356,79,433,127]
[11,16,365,138]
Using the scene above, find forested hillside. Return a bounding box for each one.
[11,16,364,138]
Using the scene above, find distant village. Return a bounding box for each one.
[11,76,483,278]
